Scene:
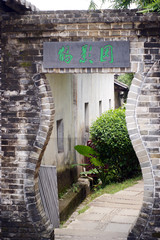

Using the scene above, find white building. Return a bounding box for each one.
[42,73,114,190]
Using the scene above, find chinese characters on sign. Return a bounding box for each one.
[57,44,113,65]
[79,44,93,64]
[58,46,73,64]
[43,41,130,68]
[100,45,113,63]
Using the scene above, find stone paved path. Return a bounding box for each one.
[55,180,143,240]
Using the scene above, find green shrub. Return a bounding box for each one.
[90,108,141,182]
[74,145,109,188]
[117,73,134,88]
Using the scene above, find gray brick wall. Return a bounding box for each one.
[0,43,1,156]
[0,9,160,240]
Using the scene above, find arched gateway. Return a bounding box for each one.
[0,3,160,239]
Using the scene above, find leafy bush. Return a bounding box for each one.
[90,108,141,183]
[139,0,160,13]
[89,0,160,13]
[74,145,109,187]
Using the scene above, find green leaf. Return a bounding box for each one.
[138,0,160,13]
[89,0,98,10]
[90,157,103,167]
[74,145,97,158]
[80,168,98,175]
[71,163,89,168]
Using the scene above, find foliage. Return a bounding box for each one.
[74,145,97,158]
[117,73,134,88]
[109,0,160,11]
[58,187,68,199]
[72,183,80,193]
[109,0,154,9]
[74,145,109,187]
[58,183,80,199]
[20,61,32,68]
[90,175,142,200]
[78,205,90,214]
[90,108,141,182]
[89,0,98,10]
[139,0,160,12]
[89,0,106,9]
[116,73,134,103]
[110,0,135,9]
[89,0,160,12]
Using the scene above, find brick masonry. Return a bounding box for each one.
[0,9,160,240]
[0,18,2,239]
[126,65,160,239]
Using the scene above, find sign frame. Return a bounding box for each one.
[43,41,130,69]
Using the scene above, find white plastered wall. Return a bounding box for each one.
[42,73,114,172]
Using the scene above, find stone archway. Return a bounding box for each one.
[126,62,160,239]
[0,9,160,240]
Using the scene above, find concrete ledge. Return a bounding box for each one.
[59,178,90,222]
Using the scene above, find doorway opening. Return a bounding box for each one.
[40,72,142,237]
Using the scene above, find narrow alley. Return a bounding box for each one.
[55,181,143,240]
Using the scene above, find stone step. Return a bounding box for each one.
[55,228,129,239]
[55,181,144,240]
[90,201,142,210]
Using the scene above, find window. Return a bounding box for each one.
[109,99,111,110]
[99,100,102,116]
[85,102,89,132]
[57,119,64,153]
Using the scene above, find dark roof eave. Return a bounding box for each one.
[114,80,129,90]
[2,0,38,13]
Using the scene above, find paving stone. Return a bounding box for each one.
[55,181,144,240]
[104,223,132,233]
[111,215,137,224]
[91,202,142,210]
[92,197,142,204]
[87,206,115,214]
[115,190,142,196]
[67,220,99,230]
[118,209,141,217]
[55,228,129,238]
[77,212,106,221]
